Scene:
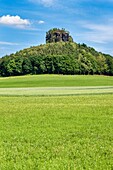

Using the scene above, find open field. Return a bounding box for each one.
[0,75,113,169]
[0,74,113,88]
[0,94,113,169]
[0,86,113,96]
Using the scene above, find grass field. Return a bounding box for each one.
[0,74,113,88]
[0,75,113,169]
[0,86,113,96]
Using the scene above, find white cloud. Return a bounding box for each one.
[82,22,113,32]
[78,20,113,44]
[29,0,55,6]
[0,15,30,28]
[0,41,19,45]
[38,20,45,24]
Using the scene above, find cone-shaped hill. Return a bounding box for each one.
[0,28,113,76]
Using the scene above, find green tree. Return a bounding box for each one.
[22,57,32,74]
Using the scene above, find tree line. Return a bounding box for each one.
[0,42,113,76]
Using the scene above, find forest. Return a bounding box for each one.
[0,41,113,77]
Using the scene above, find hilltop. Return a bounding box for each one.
[46,28,73,43]
[0,28,113,77]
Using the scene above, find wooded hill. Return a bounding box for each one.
[0,30,113,76]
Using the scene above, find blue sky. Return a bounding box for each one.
[0,0,113,57]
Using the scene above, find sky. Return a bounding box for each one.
[0,0,113,57]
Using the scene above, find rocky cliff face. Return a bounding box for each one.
[46,28,73,43]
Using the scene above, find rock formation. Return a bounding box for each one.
[46,28,73,43]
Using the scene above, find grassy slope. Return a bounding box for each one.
[0,74,113,88]
[0,95,113,169]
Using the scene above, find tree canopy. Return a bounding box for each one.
[0,41,113,77]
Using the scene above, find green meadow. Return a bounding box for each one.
[0,74,113,88]
[0,75,113,169]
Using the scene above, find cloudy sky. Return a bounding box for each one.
[0,0,113,57]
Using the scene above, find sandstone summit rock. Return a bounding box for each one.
[46,28,73,43]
